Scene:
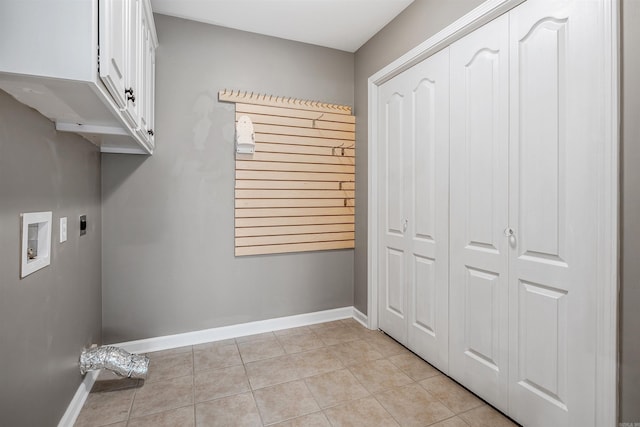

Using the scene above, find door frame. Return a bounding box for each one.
[366,0,619,425]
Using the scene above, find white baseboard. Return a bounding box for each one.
[352,307,368,328]
[58,370,99,427]
[116,306,354,354]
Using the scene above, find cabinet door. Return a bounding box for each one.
[121,0,141,128]
[449,13,510,412]
[146,40,156,147]
[137,5,155,147]
[507,0,603,425]
[377,71,410,345]
[99,0,128,109]
[404,48,450,372]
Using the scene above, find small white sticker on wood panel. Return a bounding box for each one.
[219,90,355,256]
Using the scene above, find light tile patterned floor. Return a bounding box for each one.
[74,319,520,427]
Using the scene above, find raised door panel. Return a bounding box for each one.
[405,48,450,372]
[386,93,405,236]
[508,0,602,425]
[147,45,156,147]
[138,13,155,148]
[449,13,509,411]
[378,76,408,344]
[99,0,128,109]
[464,267,501,370]
[413,255,436,335]
[122,0,142,129]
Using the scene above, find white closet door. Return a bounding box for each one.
[378,50,450,364]
[404,49,450,372]
[507,0,602,425]
[378,71,410,344]
[449,13,510,412]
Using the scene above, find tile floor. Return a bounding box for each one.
[74,319,519,427]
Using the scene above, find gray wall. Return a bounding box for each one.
[620,0,640,422]
[353,0,485,314]
[101,15,355,343]
[0,90,102,426]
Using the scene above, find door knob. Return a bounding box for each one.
[504,227,514,237]
[403,219,408,232]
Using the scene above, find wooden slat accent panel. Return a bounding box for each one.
[220,90,355,256]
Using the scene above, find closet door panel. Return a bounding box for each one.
[406,48,450,372]
[508,0,602,425]
[378,79,408,344]
[449,13,510,411]
[377,49,450,366]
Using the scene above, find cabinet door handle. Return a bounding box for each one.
[403,219,408,232]
[504,227,514,237]
[125,88,135,102]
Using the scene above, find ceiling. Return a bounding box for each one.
[149,0,415,52]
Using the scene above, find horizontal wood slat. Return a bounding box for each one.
[222,89,355,256]
[236,198,354,208]
[235,103,355,124]
[236,152,354,165]
[235,180,354,190]
[236,170,353,182]
[236,223,354,238]
[236,189,354,199]
[235,240,354,256]
[255,143,354,157]
[237,113,355,132]
[235,215,354,227]
[255,133,354,149]
[235,207,354,218]
[236,232,355,247]
[236,161,354,174]
[253,123,354,141]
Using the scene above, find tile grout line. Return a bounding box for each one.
[238,340,268,427]
[192,345,196,426]
[248,376,267,425]
[123,376,139,426]
[371,391,405,427]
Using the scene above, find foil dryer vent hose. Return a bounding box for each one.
[79,346,149,379]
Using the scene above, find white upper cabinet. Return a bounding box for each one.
[0,0,158,154]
